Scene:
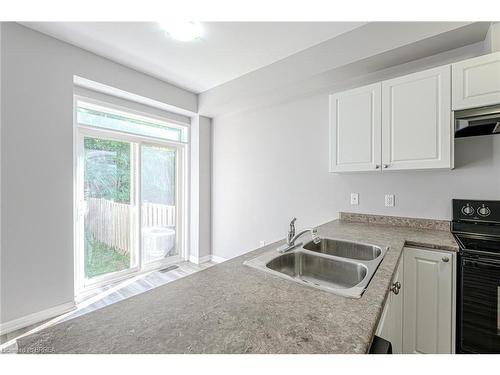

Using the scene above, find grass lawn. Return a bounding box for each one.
[85,236,130,279]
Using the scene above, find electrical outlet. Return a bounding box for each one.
[350,193,359,205]
[385,194,395,207]
[259,241,266,247]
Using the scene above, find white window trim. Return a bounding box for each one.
[73,94,190,296]
[75,94,189,143]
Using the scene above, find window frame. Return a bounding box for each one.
[76,96,189,144]
[73,94,189,295]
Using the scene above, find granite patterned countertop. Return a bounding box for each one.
[17,218,458,354]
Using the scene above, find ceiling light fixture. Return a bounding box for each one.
[158,21,203,42]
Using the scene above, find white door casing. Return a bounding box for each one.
[74,96,188,294]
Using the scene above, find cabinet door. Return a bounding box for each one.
[403,247,454,354]
[329,83,382,172]
[452,51,500,110]
[381,65,452,170]
[376,257,404,353]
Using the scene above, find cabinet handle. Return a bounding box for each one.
[442,256,450,263]
[375,165,380,169]
[383,164,389,169]
[391,281,401,295]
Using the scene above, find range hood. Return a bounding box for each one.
[455,104,500,138]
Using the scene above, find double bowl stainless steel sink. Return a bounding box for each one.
[244,237,387,298]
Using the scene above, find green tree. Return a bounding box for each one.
[84,137,131,203]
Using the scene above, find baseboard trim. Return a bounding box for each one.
[211,255,228,263]
[189,255,212,264]
[0,301,76,336]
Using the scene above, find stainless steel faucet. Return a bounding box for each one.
[287,217,297,243]
[277,218,320,253]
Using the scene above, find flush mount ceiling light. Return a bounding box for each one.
[158,21,203,42]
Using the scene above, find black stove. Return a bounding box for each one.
[452,199,500,354]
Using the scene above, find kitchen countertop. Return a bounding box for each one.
[17,219,458,354]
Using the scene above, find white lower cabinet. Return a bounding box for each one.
[376,247,455,354]
[402,247,455,354]
[376,256,404,353]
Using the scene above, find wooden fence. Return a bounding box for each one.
[86,198,175,255]
[142,201,176,229]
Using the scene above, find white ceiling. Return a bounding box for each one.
[21,22,366,93]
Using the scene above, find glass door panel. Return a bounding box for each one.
[141,144,177,265]
[83,136,136,280]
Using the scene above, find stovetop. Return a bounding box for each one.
[452,199,500,224]
[452,199,500,255]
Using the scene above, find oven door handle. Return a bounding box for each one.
[463,258,500,270]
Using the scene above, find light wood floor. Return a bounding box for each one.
[0,261,215,353]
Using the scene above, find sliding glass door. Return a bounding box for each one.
[75,98,187,292]
[141,144,178,266]
[83,136,137,280]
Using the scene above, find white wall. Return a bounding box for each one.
[0,22,198,325]
[189,115,212,263]
[212,44,500,260]
[212,94,337,259]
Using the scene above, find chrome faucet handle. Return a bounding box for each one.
[311,229,321,244]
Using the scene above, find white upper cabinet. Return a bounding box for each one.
[328,65,453,173]
[381,65,453,170]
[329,83,382,172]
[452,51,500,110]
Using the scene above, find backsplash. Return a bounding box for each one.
[339,212,451,231]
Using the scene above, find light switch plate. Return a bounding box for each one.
[385,194,395,207]
[350,193,359,205]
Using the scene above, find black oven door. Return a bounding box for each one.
[459,255,500,353]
